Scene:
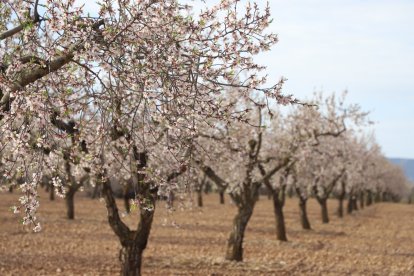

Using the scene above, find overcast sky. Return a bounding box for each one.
[80,0,414,158]
[260,0,414,159]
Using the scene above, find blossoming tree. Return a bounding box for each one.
[1,0,297,274]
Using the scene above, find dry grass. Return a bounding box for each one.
[1,190,414,275]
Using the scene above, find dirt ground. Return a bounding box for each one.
[0,190,413,276]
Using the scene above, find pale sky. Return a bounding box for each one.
[258,0,414,159]
[79,0,414,159]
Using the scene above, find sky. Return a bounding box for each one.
[79,0,414,159]
[257,0,414,159]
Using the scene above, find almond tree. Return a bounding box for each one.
[196,104,289,261]
[311,148,345,223]
[1,1,296,274]
[258,164,292,240]
[367,155,409,203]
[257,111,296,241]
[341,136,374,214]
[342,135,393,213]
[291,153,314,230]
[258,92,365,238]
[260,105,325,235]
[194,171,208,207]
[300,92,368,224]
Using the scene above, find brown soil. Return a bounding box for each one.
[1,191,413,275]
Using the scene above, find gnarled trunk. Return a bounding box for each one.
[101,172,155,276]
[120,243,144,276]
[119,208,154,276]
[273,190,288,241]
[225,206,253,261]
[299,198,311,230]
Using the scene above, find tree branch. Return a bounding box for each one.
[197,162,228,190]
[0,0,41,41]
[1,19,105,112]
[101,172,131,242]
[256,158,290,187]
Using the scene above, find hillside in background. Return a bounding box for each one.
[389,158,414,183]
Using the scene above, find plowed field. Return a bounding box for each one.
[1,191,413,275]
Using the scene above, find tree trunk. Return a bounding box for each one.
[120,243,144,276]
[49,184,55,201]
[123,187,132,214]
[118,204,154,276]
[225,206,253,261]
[167,190,175,209]
[319,198,329,223]
[197,190,203,207]
[219,190,225,204]
[352,197,358,211]
[299,197,311,230]
[382,192,388,202]
[359,192,365,209]
[102,176,155,276]
[124,196,131,213]
[366,190,373,206]
[204,181,211,194]
[374,192,381,203]
[119,207,154,276]
[337,198,344,218]
[273,190,288,241]
[91,184,100,199]
[66,190,75,219]
[98,150,159,276]
[337,179,346,218]
[347,196,353,214]
[287,186,294,198]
